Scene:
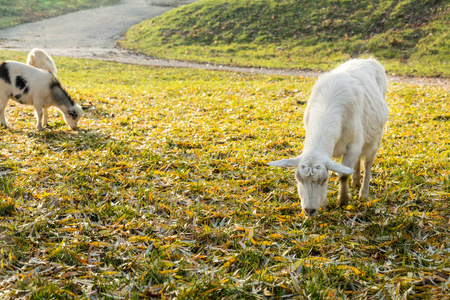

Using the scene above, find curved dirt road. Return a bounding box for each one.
[0,0,447,88]
[0,0,320,78]
[0,0,176,58]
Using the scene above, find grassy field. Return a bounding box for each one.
[0,0,120,29]
[119,0,450,77]
[0,50,449,299]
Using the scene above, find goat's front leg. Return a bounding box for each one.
[352,158,362,190]
[338,143,362,206]
[0,97,9,129]
[34,106,44,131]
[338,174,351,206]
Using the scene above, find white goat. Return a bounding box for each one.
[0,61,82,131]
[26,48,57,75]
[269,58,388,217]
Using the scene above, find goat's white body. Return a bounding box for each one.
[26,48,57,75]
[269,58,388,216]
[0,61,82,130]
[304,59,388,158]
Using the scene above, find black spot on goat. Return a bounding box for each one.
[68,109,78,120]
[0,62,11,84]
[13,94,25,104]
[15,76,28,91]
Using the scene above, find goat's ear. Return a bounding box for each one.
[326,160,354,175]
[68,109,78,119]
[268,156,301,168]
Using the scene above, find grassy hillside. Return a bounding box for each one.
[0,0,120,29]
[0,50,449,298]
[120,0,449,77]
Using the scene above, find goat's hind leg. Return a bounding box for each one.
[0,96,9,128]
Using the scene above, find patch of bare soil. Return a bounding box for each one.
[0,0,447,89]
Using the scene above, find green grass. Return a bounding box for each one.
[0,0,120,29]
[119,0,450,77]
[0,50,449,298]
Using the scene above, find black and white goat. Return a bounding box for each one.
[0,60,82,131]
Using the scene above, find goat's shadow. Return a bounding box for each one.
[22,103,119,152]
[28,126,117,153]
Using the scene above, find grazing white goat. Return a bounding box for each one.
[0,61,82,131]
[269,58,388,217]
[26,48,57,75]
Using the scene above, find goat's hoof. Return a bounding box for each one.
[352,182,361,190]
[359,189,369,198]
[338,194,351,207]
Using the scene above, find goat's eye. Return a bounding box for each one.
[295,170,303,183]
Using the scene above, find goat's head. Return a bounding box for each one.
[62,104,83,130]
[269,153,354,217]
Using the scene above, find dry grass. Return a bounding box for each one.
[0,51,449,299]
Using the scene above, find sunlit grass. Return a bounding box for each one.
[0,50,449,299]
[120,0,449,77]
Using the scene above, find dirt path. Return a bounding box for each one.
[0,0,447,89]
[0,0,177,57]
